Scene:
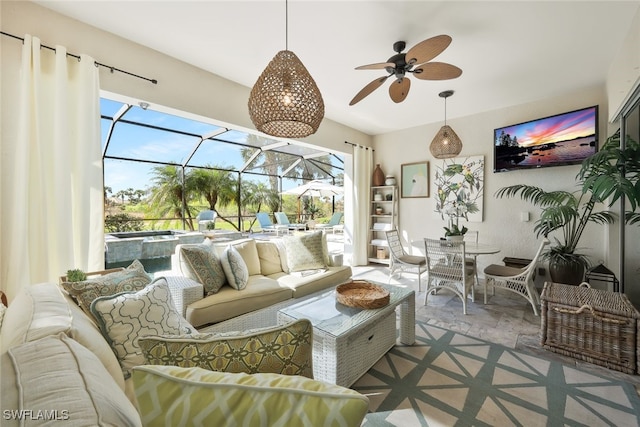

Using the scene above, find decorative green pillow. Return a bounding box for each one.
[90,277,195,379]
[139,319,313,378]
[220,245,249,290]
[283,230,327,272]
[132,365,369,427]
[61,259,151,315]
[180,243,226,296]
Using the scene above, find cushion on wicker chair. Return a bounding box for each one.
[484,264,524,277]
[138,319,313,378]
[398,254,426,265]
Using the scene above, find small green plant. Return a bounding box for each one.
[206,221,216,230]
[66,269,87,282]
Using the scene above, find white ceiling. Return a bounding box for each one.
[35,1,639,136]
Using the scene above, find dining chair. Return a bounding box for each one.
[424,238,476,314]
[483,238,550,315]
[385,229,427,291]
[464,231,480,292]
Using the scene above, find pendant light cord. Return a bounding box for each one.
[444,97,447,126]
[285,0,289,51]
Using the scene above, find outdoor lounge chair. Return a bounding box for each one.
[274,212,307,232]
[196,210,217,232]
[315,212,344,234]
[255,213,288,235]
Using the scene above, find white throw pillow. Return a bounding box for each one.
[90,277,195,379]
[220,245,249,290]
[283,230,327,272]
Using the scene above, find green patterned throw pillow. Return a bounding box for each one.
[283,230,327,272]
[220,245,249,290]
[90,277,195,379]
[132,366,369,427]
[180,243,226,296]
[61,259,151,315]
[139,319,313,378]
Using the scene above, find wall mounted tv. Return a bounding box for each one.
[493,105,598,173]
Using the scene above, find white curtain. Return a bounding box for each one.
[0,35,103,300]
[351,145,373,265]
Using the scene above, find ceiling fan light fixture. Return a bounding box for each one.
[248,0,324,138]
[429,90,463,159]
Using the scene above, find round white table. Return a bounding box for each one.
[411,240,500,256]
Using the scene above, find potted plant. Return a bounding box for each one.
[66,269,87,282]
[443,203,468,240]
[578,129,640,225]
[494,134,633,284]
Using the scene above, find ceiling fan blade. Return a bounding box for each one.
[405,34,452,66]
[355,62,395,70]
[389,78,411,103]
[413,62,463,80]
[349,76,389,106]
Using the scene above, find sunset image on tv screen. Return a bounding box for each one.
[494,106,598,172]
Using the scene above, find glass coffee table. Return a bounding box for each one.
[277,283,415,387]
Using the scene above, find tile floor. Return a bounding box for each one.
[350,263,640,391]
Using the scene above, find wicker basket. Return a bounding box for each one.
[541,281,640,374]
[336,280,390,309]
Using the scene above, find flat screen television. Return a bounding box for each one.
[493,105,598,173]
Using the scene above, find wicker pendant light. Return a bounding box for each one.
[429,90,462,159]
[248,0,324,138]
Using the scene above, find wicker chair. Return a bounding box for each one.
[385,229,427,291]
[424,238,476,314]
[483,238,550,315]
[464,230,480,290]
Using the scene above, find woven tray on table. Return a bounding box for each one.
[336,280,390,309]
[541,281,640,374]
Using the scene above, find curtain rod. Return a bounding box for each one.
[1,31,158,85]
[344,141,374,152]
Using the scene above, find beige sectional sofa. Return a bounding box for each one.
[0,277,368,425]
[166,232,352,328]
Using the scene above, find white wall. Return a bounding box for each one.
[373,85,618,286]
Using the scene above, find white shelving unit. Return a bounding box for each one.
[368,185,398,265]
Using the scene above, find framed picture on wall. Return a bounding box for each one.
[401,161,429,198]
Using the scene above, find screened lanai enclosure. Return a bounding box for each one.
[101,96,345,236]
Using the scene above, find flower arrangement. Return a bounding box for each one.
[443,202,468,237]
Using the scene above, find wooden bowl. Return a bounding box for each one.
[336,280,390,309]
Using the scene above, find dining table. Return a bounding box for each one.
[411,239,500,256]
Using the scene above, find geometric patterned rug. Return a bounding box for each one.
[352,321,640,426]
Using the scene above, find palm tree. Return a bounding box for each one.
[148,165,196,230]
[190,166,238,229]
[242,181,280,229]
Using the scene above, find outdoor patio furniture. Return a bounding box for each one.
[315,212,344,234]
[255,213,288,235]
[196,210,217,232]
[274,212,307,232]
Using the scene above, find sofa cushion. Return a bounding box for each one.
[271,266,353,299]
[185,276,292,328]
[255,240,284,275]
[132,366,369,427]
[180,242,226,296]
[90,277,195,379]
[228,239,261,275]
[1,334,141,427]
[283,230,327,272]
[139,319,313,378]
[220,245,249,290]
[61,259,151,315]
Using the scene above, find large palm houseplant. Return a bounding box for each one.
[496,130,639,285]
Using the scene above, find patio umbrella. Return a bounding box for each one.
[282,180,343,198]
[282,180,344,219]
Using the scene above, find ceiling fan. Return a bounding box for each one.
[349,35,462,106]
